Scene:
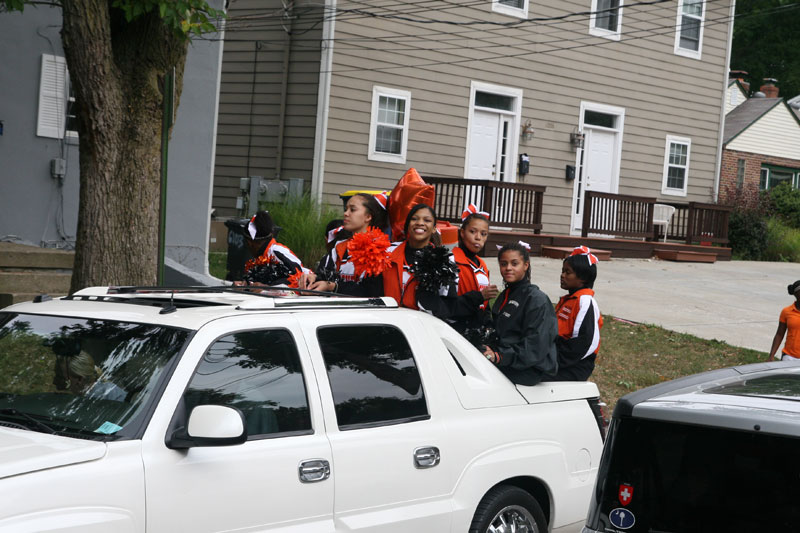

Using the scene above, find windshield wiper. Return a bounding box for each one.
[0,408,58,434]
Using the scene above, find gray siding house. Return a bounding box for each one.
[0,4,224,278]
[213,0,734,236]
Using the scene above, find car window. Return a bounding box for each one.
[591,417,800,531]
[0,312,189,440]
[183,329,312,439]
[316,325,428,430]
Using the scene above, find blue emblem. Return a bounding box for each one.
[609,507,636,530]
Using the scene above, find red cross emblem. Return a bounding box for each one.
[618,484,633,506]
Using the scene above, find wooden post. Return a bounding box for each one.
[581,191,593,238]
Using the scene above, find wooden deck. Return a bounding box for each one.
[485,231,731,261]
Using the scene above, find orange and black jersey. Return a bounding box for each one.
[555,288,603,365]
[316,238,383,297]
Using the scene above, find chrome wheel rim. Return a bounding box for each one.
[486,504,538,533]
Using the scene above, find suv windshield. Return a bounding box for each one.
[0,312,190,440]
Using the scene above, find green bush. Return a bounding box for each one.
[763,218,800,262]
[729,209,770,260]
[262,195,341,268]
[769,182,800,229]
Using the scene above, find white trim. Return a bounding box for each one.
[673,0,705,60]
[367,86,411,164]
[570,101,626,235]
[589,0,623,41]
[492,0,529,19]
[463,81,523,182]
[661,135,691,196]
[311,0,336,204]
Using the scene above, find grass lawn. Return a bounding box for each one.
[594,316,765,411]
[209,252,227,280]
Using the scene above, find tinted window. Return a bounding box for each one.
[184,330,311,438]
[587,417,800,531]
[706,374,800,399]
[0,312,188,440]
[317,325,428,429]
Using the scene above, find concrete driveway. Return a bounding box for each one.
[484,256,799,353]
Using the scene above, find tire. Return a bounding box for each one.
[468,485,547,533]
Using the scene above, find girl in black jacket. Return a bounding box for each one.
[483,242,558,386]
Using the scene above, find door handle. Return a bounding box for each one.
[414,446,440,469]
[299,459,330,483]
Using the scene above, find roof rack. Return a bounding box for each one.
[69,286,399,310]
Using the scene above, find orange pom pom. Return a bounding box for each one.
[244,254,271,272]
[287,268,303,289]
[347,228,391,277]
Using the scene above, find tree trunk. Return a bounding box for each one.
[61,0,187,293]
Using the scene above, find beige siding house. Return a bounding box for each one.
[213,0,735,236]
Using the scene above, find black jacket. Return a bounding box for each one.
[491,280,558,385]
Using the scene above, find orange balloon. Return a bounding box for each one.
[388,168,435,241]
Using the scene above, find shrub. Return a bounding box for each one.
[769,182,800,229]
[726,184,772,260]
[763,218,800,262]
[262,194,341,268]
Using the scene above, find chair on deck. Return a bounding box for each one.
[653,204,676,242]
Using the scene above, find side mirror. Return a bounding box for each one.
[167,405,247,449]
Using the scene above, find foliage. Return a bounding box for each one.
[768,182,800,229]
[732,0,800,98]
[111,0,225,36]
[763,218,800,262]
[208,252,227,279]
[593,317,765,411]
[262,195,341,269]
[726,186,773,260]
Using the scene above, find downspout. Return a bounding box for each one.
[311,0,336,204]
[275,1,294,181]
[714,0,736,202]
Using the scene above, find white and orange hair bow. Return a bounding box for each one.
[327,225,344,244]
[461,204,490,222]
[570,245,598,265]
[374,192,389,210]
[517,241,531,251]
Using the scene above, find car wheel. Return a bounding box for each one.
[469,485,547,533]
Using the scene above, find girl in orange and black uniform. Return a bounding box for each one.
[547,247,603,382]
[768,280,800,361]
[383,204,457,316]
[309,193,387,297]
[450,206,499,335]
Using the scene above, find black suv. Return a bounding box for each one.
[583,361,800,533]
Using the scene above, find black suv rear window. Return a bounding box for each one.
[705,374,800,399]
[587,417,800,532]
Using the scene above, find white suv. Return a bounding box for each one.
[0,287,604,533]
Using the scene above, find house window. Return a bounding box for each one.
[492,0,529,19]
[368,86,410,164]
[760,165,800,190]
[736,159,746,187]
[661,135,691,196]
[37,54,78,140]
[590,0,623,40]
[674,0,705,59]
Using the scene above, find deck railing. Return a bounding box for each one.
[422,176,546,233]
[581,191,655,239]
[582,192,732,245]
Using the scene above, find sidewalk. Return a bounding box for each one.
[484,256,798,353]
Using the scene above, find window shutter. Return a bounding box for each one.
[37,54,68,139]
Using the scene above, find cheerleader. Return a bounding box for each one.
[241,210,310,286]
[483,242,558,386]
[450,204,499,335]
[308,193,388,296]
[383,204,459,317]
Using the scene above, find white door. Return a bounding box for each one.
[302,316,455,532]
[572,127,618,233]
[467,110,515,222]
[143,316,334,533]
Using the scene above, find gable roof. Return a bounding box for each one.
[723,97,782,145]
